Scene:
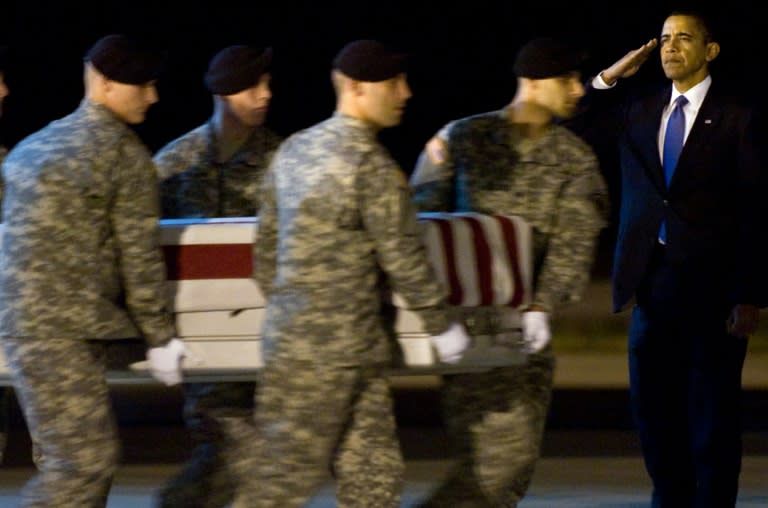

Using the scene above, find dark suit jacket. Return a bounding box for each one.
[568,79,766,312]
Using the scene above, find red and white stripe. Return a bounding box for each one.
[160,213,532,313]
[160,217,264,312]
[392,212,532,309]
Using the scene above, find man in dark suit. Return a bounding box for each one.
[569,9,765,508]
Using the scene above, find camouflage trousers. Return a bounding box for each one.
[156,381,256,508]
[419,347,555,508]
[1,337,121,508]
[233,358,404,508]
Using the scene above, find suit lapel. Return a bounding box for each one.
[628,89,669,191]
[668,85,721,189]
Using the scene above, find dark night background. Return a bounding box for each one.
[0,1,765,275]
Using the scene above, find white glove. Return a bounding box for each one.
[522,311,551,353]
[430,322,471,364]
[147,338,187,386]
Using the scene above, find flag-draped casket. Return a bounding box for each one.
[163,213,532,369]
[0,213,532,374]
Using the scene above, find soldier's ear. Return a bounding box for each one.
[102,77,113,92]
[349,78,366,97]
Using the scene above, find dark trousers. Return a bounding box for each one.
[157,381,256,508]
[628,245,747,508]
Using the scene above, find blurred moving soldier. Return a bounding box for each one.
[153,45,282,508]
[410,37,609,507]
[0,34,186,507]
[233,39,471,508]
[0,44,11,465]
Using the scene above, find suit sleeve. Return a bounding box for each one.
[732,105,767,306]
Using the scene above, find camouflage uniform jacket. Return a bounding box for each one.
[255,112,451,365]
[0,98,176,345]
[0,144,7,221]
[410,107,609,313]
[155,121,283,218]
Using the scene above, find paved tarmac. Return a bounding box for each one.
[1,278,766,506]
[1,434,766,507]
[1,386,766,507]
[1,355,766,506]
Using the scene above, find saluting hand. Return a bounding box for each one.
[599,38,658,85]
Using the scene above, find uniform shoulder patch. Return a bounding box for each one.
[393,167,408,187]
[425,136,448,166]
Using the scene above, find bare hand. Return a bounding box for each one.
[726,304,760,337]
[600,38,658,85]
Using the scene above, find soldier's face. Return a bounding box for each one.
[357,74,412,129]
[536,72,584,119]
[106,80,159,124]
[223,73,272,127]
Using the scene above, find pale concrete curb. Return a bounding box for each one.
[555,353,768,389]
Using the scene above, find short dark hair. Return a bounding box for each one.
[666,8,716,43]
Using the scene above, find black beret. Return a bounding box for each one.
[333,39,407,82]
[84,34,165,85]
[204,46,272,95]
[513,37,586,79]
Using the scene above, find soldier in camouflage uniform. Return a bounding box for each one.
[0,35,181,507]
[0,44,11,465]
[232,40,470,508]
[156,46,282,218]
[153,45,283,508]
[0,45,10,173]
[410,37,609,507]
